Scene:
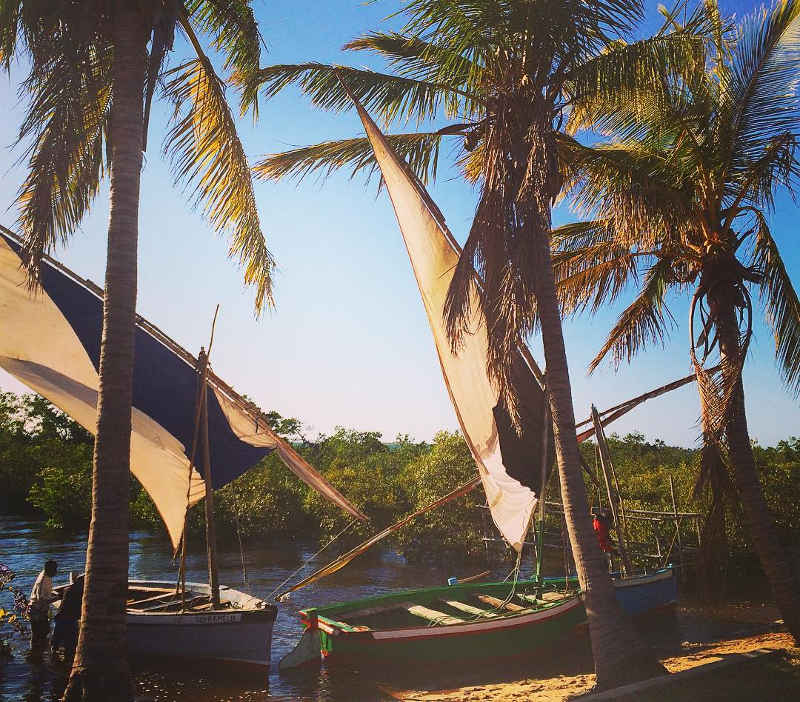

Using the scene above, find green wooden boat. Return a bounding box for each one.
[296,579,585,667]
[285,568,676,669]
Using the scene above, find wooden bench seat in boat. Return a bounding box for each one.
[339,600,464,626]
[477,594,525,612]
[516,591,568,606]
[439,600,495,618]
[343,602,417,621]
[541,591,568,602]
[126,586,172,599]
[127,591,177,608]
[405,605,464,625]
[129,595,208,613]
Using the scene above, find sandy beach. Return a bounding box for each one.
[378,603,798,701]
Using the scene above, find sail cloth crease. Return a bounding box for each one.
[0,229,365,549]
[351,98,549,552]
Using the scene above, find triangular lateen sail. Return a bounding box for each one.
[0,227,366,548]
[349,98,549,551]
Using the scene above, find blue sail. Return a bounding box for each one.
[0,227,365,546]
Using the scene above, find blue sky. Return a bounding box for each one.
[0,0,797,448]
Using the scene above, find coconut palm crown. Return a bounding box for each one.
[242,0,711,689]
[243,0,705,424]
[552,0,800,640]
[0,0,274,310]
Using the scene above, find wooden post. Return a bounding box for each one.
[591,405,633,575]
[695,514,702,550]
[201,378,221,608]
[607,435,632,562]
[669,475,684,581]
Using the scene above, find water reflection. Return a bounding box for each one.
[0,517,456,700]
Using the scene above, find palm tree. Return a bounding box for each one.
[552,0,800,642]
[240,0,705,688]
[1,2,273,698]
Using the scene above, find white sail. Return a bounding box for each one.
[351,100,543,551]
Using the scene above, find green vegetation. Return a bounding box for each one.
[0,564,29,654]
[2,390,799,575]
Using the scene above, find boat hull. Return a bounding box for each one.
[300,579,586,667]
[316,597,585,665]
[126,580,277,669]
[542,566,677,617]
[299,568,676,667]
[612,568,678,616]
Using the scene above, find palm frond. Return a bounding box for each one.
[344,31,482,118]
[163,56,273,312]
[562,141,693,252]
[185,0,262,75]
[725,0,800,182]
[0,0,20,69]
[551,221,645,316]
[566,32,706,136]
[14,33,111,282]
[144,0,179,151]
[751,212,800,393]
[399,0,508,58]
[400,0,641,60]
[237,62,471,124]
[253,131,446,186]
[725,131,800,214]
[589,257,677,372]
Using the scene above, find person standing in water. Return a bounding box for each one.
[29,559,58,648]
[52,573,84,659]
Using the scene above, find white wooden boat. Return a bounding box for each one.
[55,578,277,668]
[125,580,276,668]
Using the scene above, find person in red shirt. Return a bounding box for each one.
[592,508,618,571]
[593,509,613,552]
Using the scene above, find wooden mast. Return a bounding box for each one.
[200,306,221,608]
[200,357,221,608]
[177,353,207,603]
[177,307,221,609]
[591,405,633,576]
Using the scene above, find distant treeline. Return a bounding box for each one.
[2,390,799,573]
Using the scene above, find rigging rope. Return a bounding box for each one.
[268,518,359,601]
[275,476,481,600]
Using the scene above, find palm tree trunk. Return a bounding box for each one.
[697,491,729,603]
[530,208,666,689]
[714,296,800,643]
[62,6,147,701]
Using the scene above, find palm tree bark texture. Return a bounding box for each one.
[63,6,147,701]
[524,128,666,689]
[547,0,800,646]
[710,281,800,642]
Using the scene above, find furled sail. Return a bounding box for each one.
[0,227,366,548]
[350,99,549,551]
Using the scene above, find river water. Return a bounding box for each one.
[0,516,476,701]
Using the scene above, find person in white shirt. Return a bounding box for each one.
[29,559,58,648]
